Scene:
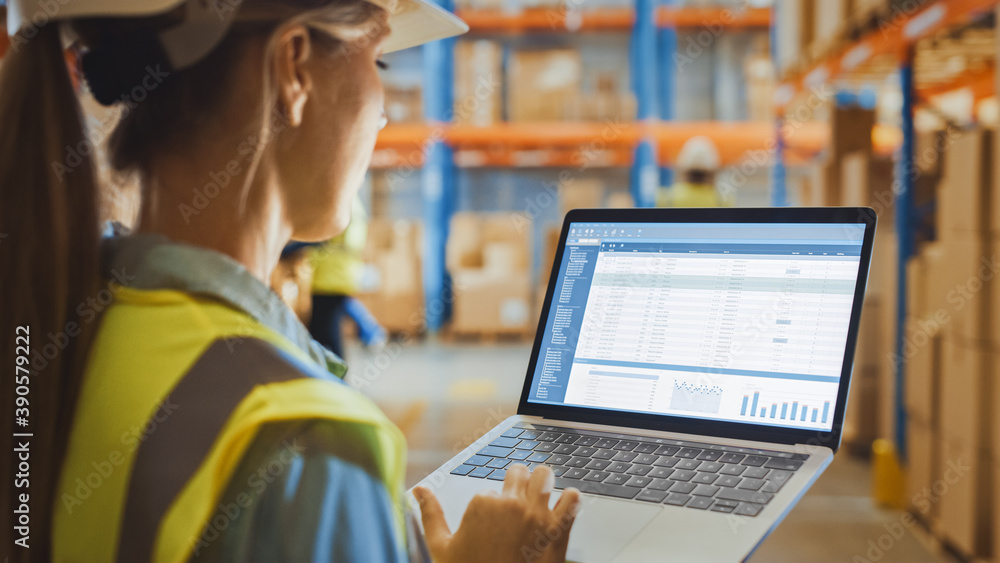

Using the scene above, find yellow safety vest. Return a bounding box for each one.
[656,181,735,208]
[310,197,368,296]
[53,287,406,562]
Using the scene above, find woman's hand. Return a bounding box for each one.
[414,464,582,563]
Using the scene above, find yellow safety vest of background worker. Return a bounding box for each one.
[308,197,388,358]
[656,135,736,208]
[311,196,368,298]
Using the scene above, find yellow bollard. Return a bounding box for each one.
[871,438,907,510]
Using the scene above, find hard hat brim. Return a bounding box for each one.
[375,0,469,54]
[7,0,468,53]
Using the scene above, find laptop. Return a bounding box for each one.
[412,207,877,562]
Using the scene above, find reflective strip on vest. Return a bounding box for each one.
[116,338,333,562]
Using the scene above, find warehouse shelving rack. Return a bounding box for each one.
[377,2,779,330]
[774,0,999,468]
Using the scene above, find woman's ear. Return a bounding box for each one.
[274,25,313,127]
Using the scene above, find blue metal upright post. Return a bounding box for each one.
[769,2,787,206]
[771,119,788,206]
[657,0,677,189]
[630,0,659,208]
[422,0,457,332]
[894,51,916,461]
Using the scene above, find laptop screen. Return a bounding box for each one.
[526,221,866,432]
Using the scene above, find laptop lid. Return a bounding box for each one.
[518,207,877,453]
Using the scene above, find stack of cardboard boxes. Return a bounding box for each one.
[454,40,503,126]
[385,86,423,124]
[356,219,425,335]
[508,49,636,123]
[904,128,996,559]
[803,105,899,450]
[447,212,534,335]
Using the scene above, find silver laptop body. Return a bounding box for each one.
[413,207,877,563]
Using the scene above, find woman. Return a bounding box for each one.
[0,0,580,561]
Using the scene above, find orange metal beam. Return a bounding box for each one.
[777,0,999,111]
[446,122,640,147]
[917,63,995,102]
[656,6,771,28]
[457,7,633,33]
[457,6,770,33]
[375,121,842,168]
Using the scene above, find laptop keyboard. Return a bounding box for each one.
[450,422,808,517]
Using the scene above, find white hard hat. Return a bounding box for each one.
[676,135,721,172]
[7,0,467,69]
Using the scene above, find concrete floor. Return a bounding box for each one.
[344,339,952,563]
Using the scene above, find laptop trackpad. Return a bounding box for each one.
[566,496,660,563]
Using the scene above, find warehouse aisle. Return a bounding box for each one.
[346,340,950,563]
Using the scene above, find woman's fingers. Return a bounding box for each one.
[414,486,452,552]
[502,463,529,497]
[526,464,555,506]
[552,487,582,528]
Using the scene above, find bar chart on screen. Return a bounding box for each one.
[740,388,832,425]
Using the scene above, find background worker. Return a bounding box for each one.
[0,0,580,561]
[309,196,387,358]
[656,135,735,208]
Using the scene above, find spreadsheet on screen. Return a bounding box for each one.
[528,222,866,432]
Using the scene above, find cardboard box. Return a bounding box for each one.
[358,291,425,335]
[447,212,534,334]
[853,296,882,368]
[842,364,879,450]
[939,129,993,238]
[903,320,939,424]
[939,336,990,449]
[357,219,425,334]
[813,0,850,49]
[927,237,990,342]
[455,40,503,126]
[384,85,422,124]
[905,415,940,522]
[607,192,634,209]
[508,49,582,122]
[830,106,876,158]
[915,129,946,177]
[775,0,813,76]
[938,436,992,558]
[799,165,826,207]
[451,270,533,333]
[840,150,895,211]
[561,179,605,215]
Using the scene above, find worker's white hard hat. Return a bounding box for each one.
[676,135,721,172]
[7,0,467,70]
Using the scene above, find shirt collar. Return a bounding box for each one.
[102,234,348,378]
